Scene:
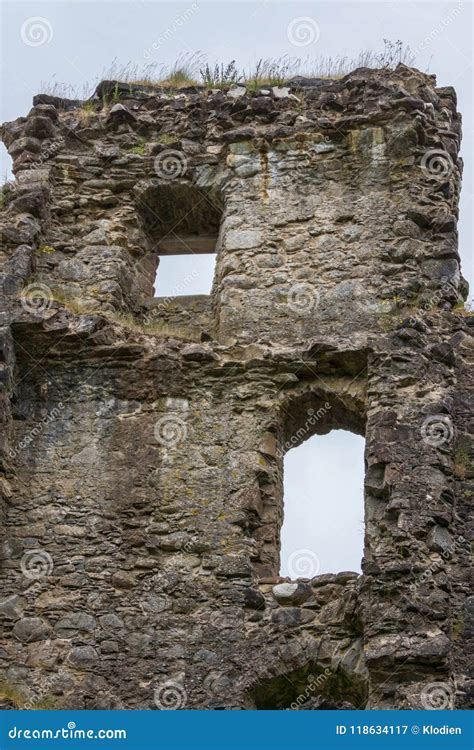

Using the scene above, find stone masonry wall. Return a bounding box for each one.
[0,64,472,710]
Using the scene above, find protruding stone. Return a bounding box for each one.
[13,617,51,643]
[227,86,246,98]
[67,645,99,669]
[272,582,312,605]
[271,607,302,626]
[272,86,291,98]
[54,612,96,635]
[107,103,137,125]
[0,594,23,620]
[243,587,265,610]
[111,571,136,589]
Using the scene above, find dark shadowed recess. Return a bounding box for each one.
[247,662,368,710]
[136,182,223,254]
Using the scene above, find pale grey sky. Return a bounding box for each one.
[280,431,365,576]
[1,0,472,575]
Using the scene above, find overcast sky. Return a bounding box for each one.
[1,1,472,575]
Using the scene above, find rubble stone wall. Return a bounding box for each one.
[0,65,471,710]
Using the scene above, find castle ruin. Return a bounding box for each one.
[0,64,472,710]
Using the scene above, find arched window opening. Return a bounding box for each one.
[279,429,365,578]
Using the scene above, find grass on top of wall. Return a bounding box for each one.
[40,40,417,99]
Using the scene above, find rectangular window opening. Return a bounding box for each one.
[153,252,217,298]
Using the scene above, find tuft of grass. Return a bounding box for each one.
[200,60,240,90]
[453,448,471,479]
[0,680,26,707]
[0,680,58,709]
[48,290,94,315]
[78,100,97,126]
[159,68,196,88]
[0,178,13,209]
[452,299,474,316]
[202,40,415,90]
[297,39,416,79]
[39,76,93,100]
[129,138,147,155]
[112,310,198,340]
[111,82,121,103]
[45,290,199,341]
[157,53,204,88]
[156,133,178,145]
[452,618,464,639]
[105,53,203,89]
[32,696,58,709]
[243,56,300,91]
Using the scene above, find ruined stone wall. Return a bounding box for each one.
[0,65,472,710]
